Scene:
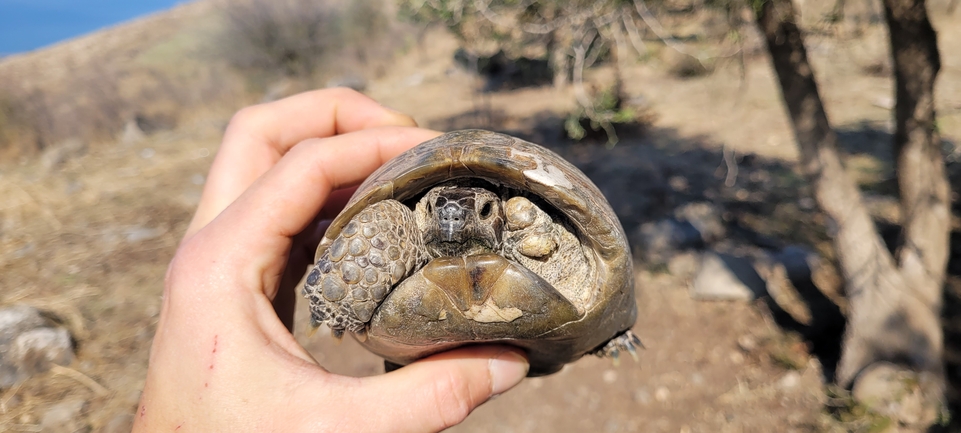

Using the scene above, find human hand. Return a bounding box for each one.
[134,89,529,432]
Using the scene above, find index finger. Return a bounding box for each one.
[182,126,442,300]
[186,88,417,239]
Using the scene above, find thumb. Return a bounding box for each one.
[358,346,529,433]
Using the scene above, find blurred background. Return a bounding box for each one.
[0,0,959,431]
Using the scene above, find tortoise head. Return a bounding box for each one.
[417,186,504,257]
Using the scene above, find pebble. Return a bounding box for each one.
[852,362,941,427]
[654,386,670,402]
[0,305,75,389]
[602,370,617,384]
[674,202,725,243]
[777,371,801,389]
[124,226,166,243]
[40,399,87,433]
[13,327,75,369]
[737,335,757,352]
[102,413,135,433]
[690,252,765,301]
[0,305,47,342]
[729,351,745,364]
[633,219,703,265]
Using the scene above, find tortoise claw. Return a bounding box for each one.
[626,342,639,362]
[306,323,320,338]
[594,330,644,365]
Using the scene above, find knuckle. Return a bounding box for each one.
[162,237,207,297]
[226,104,264,133]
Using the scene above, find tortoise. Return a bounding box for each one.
[302,129,639,376]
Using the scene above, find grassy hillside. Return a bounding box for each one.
[0,0,960,431]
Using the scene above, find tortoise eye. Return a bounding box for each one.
[479,201,493,219]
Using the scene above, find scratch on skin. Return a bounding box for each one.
[175,423,184,430]
[139,405,146,418]
[209,334,218,370]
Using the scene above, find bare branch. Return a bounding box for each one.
[622,12,649,57]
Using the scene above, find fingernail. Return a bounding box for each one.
[489,350,529,395]
[380,105,418,127]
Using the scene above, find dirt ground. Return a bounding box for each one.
[1,2,961,432]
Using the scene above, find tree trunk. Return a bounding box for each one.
[884,0,948,314]
[754,0,946,425]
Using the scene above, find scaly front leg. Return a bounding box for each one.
[303,200,424,339]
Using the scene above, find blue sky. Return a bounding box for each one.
[0,0,185,56]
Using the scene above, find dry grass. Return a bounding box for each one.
[0,115,227,428]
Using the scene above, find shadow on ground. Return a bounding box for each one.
[440,108,961,429]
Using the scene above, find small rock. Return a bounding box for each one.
[777,371,801,389]
[40,399,88,433]
[140,148,155,159]
[729,352,745,364]
[0,305,47,343]
[690,252,766,301]
[852,362,942,427]
[124,226,166,243]
[13,327,74,373]
[634,219,702,265]
[674,202,725,243]
[1,305,53,388]
[602,370,618,384]
[668,176,689,192]
[101,413,134,433]
[690,373,704,386]
[737,335,757,352]
[654,386,670,402]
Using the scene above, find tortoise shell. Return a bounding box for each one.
[311,130,636,375]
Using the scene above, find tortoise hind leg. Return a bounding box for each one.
[303,199,425,336]
[592,330,644,366]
